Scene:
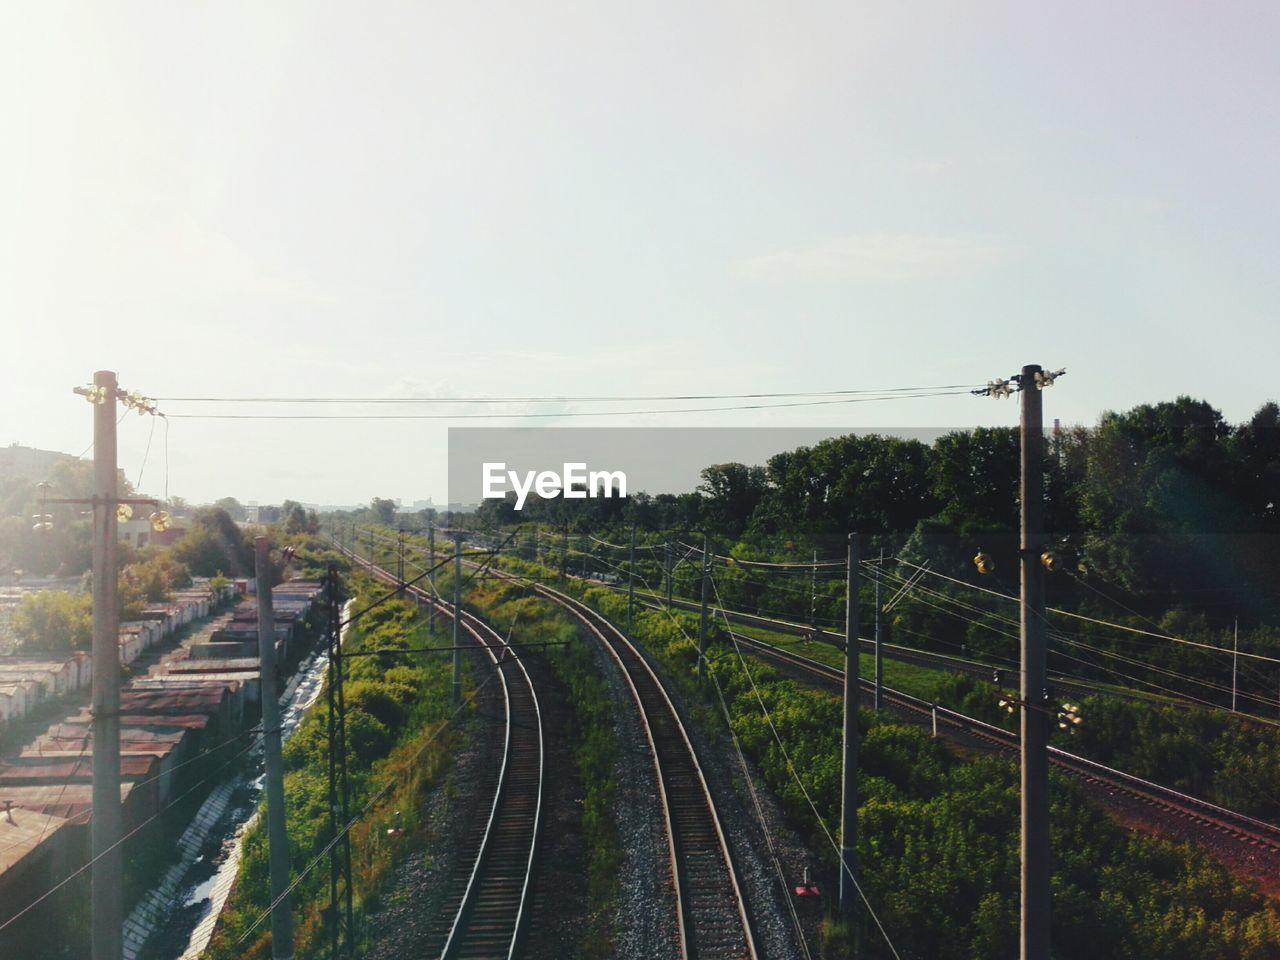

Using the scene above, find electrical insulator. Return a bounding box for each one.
[149,510,173,532]
[117,504,134,522]
[999,697,1016,714]
[991,669,1004,686]
[1040,550,1059,572]
[1056,702,1083,733]
[974,551,995,575]
[32,514,53,533]
[1035,368,1064,390]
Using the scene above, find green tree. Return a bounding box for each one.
[698,463,767,538]
[369,498,397,525]
[14,591,92,652]
[214,496,246,521]
[173,507,251,576]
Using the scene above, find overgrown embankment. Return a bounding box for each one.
[206,572,470,959]
[492,557,1280,960]
[463,576,623,960]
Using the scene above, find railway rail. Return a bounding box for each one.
[729,629,1280,859]
[536,582,759,960]
[346,550,545,960]
[625,588,1160,707]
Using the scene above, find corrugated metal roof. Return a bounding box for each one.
[0,783,132,822]
[0,755,158,783]
[0,807,70,873]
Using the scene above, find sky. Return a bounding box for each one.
[1,2,1276,506]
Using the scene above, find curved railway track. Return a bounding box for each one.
[347,550,545,960]
[729,629,1280,858]
[626,589,1173,709]
[481,568,759,960]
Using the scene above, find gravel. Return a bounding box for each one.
[590,631,682,960]
[364,666,504,960]
[634,645,814,960]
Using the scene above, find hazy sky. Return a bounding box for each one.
[2,2,1276,505]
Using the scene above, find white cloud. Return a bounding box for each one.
[738,234,1011,283]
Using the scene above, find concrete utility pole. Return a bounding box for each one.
[1019,364,1050,960]
[90,371,122,960]
[254,538,295,960]
[427,524,436,635]
[560,523,568,580]
[874,547,884,712]
[628,524,636,631]
[397,530,405,588]
[664,540,673,607]
[810,549,818,627]
[1232,617,1239,712]
[698,532,710,681]
[839,533,860,918]
[452,535,463,705]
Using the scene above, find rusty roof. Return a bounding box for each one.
[0,783,131,823]
[0,806,71,874]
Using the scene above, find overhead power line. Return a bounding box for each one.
[160,389,976,420]
[894,560,1280,667]
[155,384,981,403]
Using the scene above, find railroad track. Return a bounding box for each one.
[516,575,759,960]
[346,550,545,960]
[625,588,1152,707]
[729,629,1280,859]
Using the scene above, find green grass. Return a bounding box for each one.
[729,622,945,701]
[206,573,471,960]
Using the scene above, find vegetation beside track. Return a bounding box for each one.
[207,569,472,959]
[485,558,1280,960]
[460,574,624,960]
[720,618,1280,823]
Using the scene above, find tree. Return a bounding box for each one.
[1080,398,1239,611]
[698,463,766,538]
[369,498,397,525]
[214,497,246,521]
[13,591,92,652]
[284,502,315,535]
[173,507,252,576]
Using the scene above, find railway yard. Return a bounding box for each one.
[306,533,1280,959]
[4,527,1279,959]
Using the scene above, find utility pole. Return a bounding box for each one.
[1019,363,1050,960]
[839,533,860,918]
[427,524,436,635]
[1232,617,1239,712]
[452,535,463,706]
[90,370,122,960]
[628,524,636,631]
[664,540,673,607]
[874,548,884,713]
[324,567,353,957]
[254,538,295,960]
[397,530,405,588]
[810,549,818,627]
[698,532,710,681]
[560,522,568,580]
